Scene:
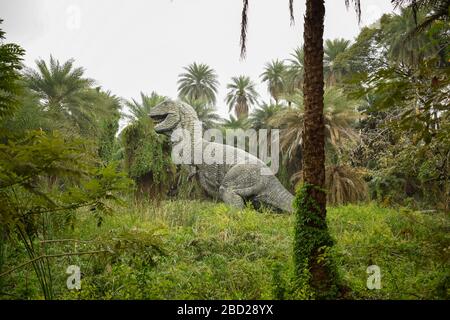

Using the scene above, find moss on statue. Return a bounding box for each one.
[121,118,175,198]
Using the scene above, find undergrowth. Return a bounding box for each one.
[0,200,448,300]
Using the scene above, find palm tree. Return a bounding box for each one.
[181,97,222,130]
[324,38,351,86]
[238,0,440,297]
[285,47,305,95]
[125,91,166,121]
[24,56,99,135]
[270,107,304,161]
[322,89,360,147]
[25,56,94,106]
[225,75,259,119]
[300,6,329,295]
[239,0,363,297]
[273,89,365,206]
[260,60,286,104]
[384,8,439,67]
[177,62,219,105]
[393,0,450,33]
[271,88,359,162]
[0,19,24,119]
[250,102,284,130]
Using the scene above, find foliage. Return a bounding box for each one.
[347,16,449,209]
[0,24,133,299]
[249,102,284,130]
[270,87,364,205]
[260,60,286,104]
[97,92,122,164]
[342,6,449,210]
[23,56,103,137]
[354,58,449,146]
[392,0,450,35]
[0,128,133,298]
[122,91,197,200]
[121,118,175,198]
[271,88,359,162]
[384,8,439,66]
[221,115,251,130]
[292,165,368,206]
[1,200,448,300]
[284,47,304,94]
[0,0,448,301]
[0,19,24,119]
[324,38,351,86]
[292,184,340,299]
[333,25,384,77]
[121,92,207,200]
[329,204,449,299]
[19,55,123,166]
[125,92,166,122]
[225,75,259,119]
[324,165,368,206]
[368,138,449,210]
[0,88,52,133]
[180,96,222,130]
[177,62,219,105]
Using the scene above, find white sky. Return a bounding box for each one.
[0,0,395,119]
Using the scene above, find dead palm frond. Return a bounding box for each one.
[292,165,368,205]
[239,0,363,58]
[324,165,368,205]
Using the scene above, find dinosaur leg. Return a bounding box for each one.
[219,164,265,209]
[220,163,293,213]
[219,186,245,209]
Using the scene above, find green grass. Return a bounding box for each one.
[1,200,448,299]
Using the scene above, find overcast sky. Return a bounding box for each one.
[0,0,395,119]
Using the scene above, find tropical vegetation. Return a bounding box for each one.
[0,0,448,300]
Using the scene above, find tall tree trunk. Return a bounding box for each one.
[303,2,325,196]
[294,0,338,298]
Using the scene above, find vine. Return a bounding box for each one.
[293,183,341,299]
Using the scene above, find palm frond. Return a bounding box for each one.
[240,0,249,59]
[289,0,295,25]
[345,0,362,23]
[292,165,368,205]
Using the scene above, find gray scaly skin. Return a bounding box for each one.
[149,100,294,213]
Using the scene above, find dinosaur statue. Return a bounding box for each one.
[149,100,294,212]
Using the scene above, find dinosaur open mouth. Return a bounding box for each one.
[150,114,168,124]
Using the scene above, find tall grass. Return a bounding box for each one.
[0,200,448,299]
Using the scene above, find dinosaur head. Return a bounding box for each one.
[149,100,180,134]
[149,99,199,136]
